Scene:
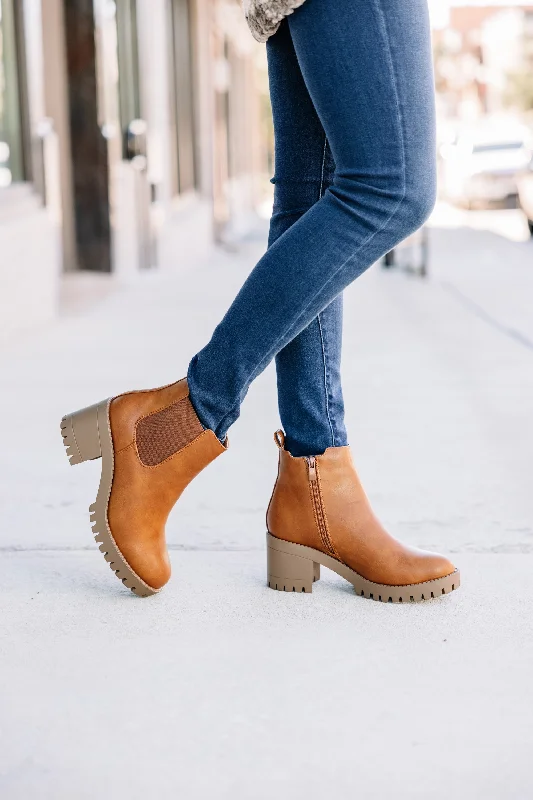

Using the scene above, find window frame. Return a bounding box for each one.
[169,0,197,195]
[0,0,29,184]
[116,0,142,157]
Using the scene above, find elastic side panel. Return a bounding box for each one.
[136,396,203,466]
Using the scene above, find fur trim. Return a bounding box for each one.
[243,0,308,43]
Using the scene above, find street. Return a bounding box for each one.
[1,204,532,799]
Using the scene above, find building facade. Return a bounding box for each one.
[0,0,62,340]
[433,4,533,121]
[0,0,270,339]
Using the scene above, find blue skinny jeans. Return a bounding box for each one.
[188,0,436,457]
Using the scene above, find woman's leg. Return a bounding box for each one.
[267,21,347,458]
[188,0,436,441]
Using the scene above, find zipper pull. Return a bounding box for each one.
[307,456,317,482]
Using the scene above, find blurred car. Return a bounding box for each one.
[440,121,533,208]
[516,161,533,236]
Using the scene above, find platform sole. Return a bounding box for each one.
[267,532,460,602]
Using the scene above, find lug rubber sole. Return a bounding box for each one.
[267,533,460,602]
[60,400,159,598]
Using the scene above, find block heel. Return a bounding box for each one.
[60,397,158,597]
[60,400,109,465]
[267,536,320,593]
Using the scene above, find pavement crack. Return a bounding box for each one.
[440,280,533,352]
[0,544,265,553]
[2,544,533,554]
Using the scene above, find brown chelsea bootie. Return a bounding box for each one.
[266,431,459,602]
[61,378,226,597]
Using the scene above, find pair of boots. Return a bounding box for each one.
[61,379,459,601]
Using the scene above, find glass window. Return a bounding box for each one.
[0,0,24,186]
[96,0,142,158]
[116,0,141,154]
[93,0,121,132]
[170,0,196,194]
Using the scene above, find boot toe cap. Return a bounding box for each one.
[116,540,172,591]
[417,551,457,583]
[134,549,172,591]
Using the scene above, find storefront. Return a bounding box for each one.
[0,0,271,340]
[211,0,269,243]
[0,0,61,341]
[50,0,269,272]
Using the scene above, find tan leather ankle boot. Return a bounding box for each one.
[61,379,226,597]
[266,431,459,602]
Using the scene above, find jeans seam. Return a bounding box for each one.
[318,136,336,447]
[372,0,406,192]
[270,177,328,185]
[319,135,327,199]
[316,312,336,447]
[215,0,407,436]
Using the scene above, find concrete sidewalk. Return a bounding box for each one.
[1,224,532,799]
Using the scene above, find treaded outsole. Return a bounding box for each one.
[267,532,460,602]
[60,401,159,599]
[60,415,85,466]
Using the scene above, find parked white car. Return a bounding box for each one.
[516,162,533,236]
[440,122,533,208]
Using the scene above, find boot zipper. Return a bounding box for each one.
[306,456,336,557]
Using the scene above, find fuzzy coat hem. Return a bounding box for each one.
[243,0,308,42]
